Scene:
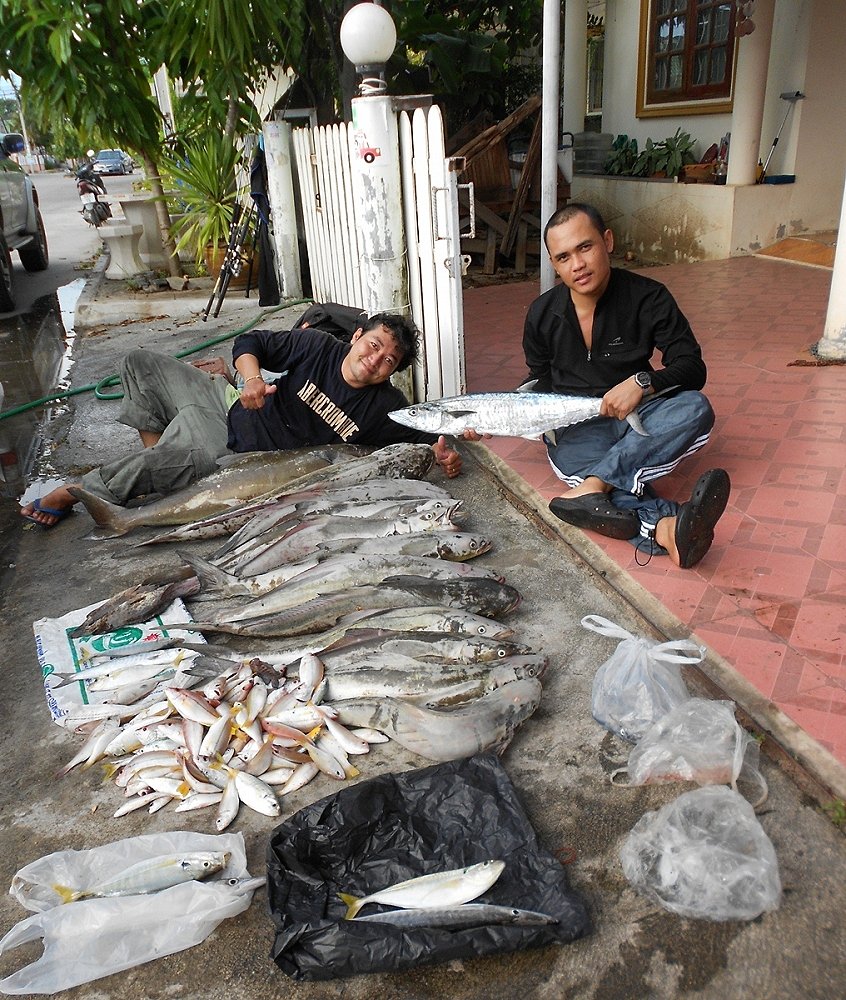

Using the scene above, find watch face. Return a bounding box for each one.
[635,372,651,389]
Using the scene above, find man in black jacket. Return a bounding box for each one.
[527,203,729,568]
[20,313,462,527]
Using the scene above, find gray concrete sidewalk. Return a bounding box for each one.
[0,276,844,999]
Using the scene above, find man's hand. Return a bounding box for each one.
[601,377,645,421]
[239,377,278,410]
[432,435,462,478]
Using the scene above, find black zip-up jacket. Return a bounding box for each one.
[522,268,706,397]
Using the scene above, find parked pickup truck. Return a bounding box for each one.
[0,132,49,313]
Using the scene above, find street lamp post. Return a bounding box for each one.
[340,2,408,319]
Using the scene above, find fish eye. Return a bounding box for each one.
[477,625,487,634]
[497,648,506,657]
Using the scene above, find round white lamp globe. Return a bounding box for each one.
[340,2,397,70]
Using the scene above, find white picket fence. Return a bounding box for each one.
[290,105,469,401]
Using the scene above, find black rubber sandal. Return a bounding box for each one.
[549,493,640,540]
[674,469,731,568]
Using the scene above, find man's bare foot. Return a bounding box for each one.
[562,476,612,500]
[20,486,79,527]
[654,515,680,565]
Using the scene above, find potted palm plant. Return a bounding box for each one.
[163,133,246,272]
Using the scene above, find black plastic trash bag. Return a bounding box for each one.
[266,754,591,980]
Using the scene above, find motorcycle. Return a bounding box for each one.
[76,164,112,227]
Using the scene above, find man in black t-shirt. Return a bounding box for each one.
[20,313,463,527]
[524,203,730,569]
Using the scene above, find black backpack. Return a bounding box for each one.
[293,302,367,344]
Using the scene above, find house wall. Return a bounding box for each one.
[576,0,844,260]
[570,174,794,263]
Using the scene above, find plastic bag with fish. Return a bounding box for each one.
[620,785,781,921]
[0,831,261,995]
[582,615,703,742]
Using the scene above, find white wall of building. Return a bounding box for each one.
[578,0,845,258]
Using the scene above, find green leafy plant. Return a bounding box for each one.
[633,128,697,179]
[605,134,640,176]
[162,133,243,266]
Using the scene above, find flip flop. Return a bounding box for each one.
[22,498,73,528]
[549,492,640,540]
[674,469,730,568]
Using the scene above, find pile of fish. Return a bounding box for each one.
[52,442,548,829]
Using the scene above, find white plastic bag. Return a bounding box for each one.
[620,785,781,921]
[582,615,703,742]
[613,698,768,806]
[0,831,256,996]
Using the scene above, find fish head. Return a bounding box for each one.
[434,533,492,560]
[388,402,452,433]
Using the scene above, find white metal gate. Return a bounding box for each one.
[290,105,468,401]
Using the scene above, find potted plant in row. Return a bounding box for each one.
[162,133,252,275]
[605,128,697,180]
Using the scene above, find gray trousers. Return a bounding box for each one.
[79,350,233,505]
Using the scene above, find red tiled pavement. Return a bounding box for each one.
[462,256,846,765]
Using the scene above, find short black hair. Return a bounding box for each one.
[361,313,420,372]
[543,202,608,251]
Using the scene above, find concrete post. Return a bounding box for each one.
[562,0,588,136]
[348,94,407,316]
[262,121,303,299]
[540,0,563,293]
[817,174,846,360]
[726,0,775,186]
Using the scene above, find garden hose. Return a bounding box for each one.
[0,298,313,419]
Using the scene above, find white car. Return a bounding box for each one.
[0,133,49,313]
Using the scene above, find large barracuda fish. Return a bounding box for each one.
[69,443,435,538]
[389,390,647,438]
[333,677,543,761]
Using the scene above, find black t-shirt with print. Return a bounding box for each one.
[228,327,436,452]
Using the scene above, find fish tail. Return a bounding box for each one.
[626,411,649,436]
[52,883,81,905]
[176,550,246,595]
[67,487,131,537]
[338,892,363,920]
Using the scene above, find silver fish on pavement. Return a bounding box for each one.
[68,445,368,538]
[389,389,648,438]
[300,655,547,706]
[339,859,505,919]
[183,577,522,638]
[139,477,454,546]
[355,903,558,929]
[315,531,492,562]
[225,555,504,623]
[334,677,543,761]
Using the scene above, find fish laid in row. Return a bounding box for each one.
[69,442,436,537]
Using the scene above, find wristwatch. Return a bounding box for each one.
[634,371,652,392]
